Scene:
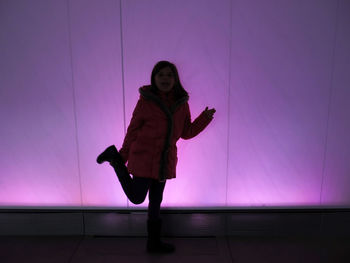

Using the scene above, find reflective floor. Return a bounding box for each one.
[0,235,349,263]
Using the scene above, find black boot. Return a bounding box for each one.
[147,219,175,253]
[96,145,123,164]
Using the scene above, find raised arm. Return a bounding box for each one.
[181,103,214,140]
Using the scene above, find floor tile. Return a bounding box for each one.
[228,236,350,263]
[0,236,82,263]
[71,237,231,263]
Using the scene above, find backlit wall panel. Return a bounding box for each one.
[227,0,337,206]
[0,0,349,208]
[122,0,230,207]
[321,0,350,206]
[0,0,81,206]
[69,0,126,207]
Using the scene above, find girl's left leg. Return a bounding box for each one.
[110,161,150,204]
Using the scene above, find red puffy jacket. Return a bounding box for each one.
[119,85,212,181]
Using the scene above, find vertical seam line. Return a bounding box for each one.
[119,0,129,208]
[119,0,126,135]
[66,0,84,207]
[225,0,233,207]
[319,0,340,206]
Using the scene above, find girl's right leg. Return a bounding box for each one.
[110,160,150,204]
[148,179,166,220]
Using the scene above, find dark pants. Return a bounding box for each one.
[111,163,166,220]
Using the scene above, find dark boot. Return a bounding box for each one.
[96,145,123,164]
[147,219,175,253]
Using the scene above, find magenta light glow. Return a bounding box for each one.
[0,0,350,208]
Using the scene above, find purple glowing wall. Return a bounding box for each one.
[0,0,349,208]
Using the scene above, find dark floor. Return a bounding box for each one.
[0,235,349,263]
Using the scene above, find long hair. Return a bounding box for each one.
[150,61,189,100]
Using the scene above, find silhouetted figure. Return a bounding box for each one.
[97,60,216,253]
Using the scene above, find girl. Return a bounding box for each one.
[97,60,216,253]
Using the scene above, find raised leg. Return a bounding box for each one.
[110,161,150,204]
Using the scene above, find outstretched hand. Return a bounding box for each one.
[204,107,216,119]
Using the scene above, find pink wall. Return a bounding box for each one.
[0,0,349,208]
